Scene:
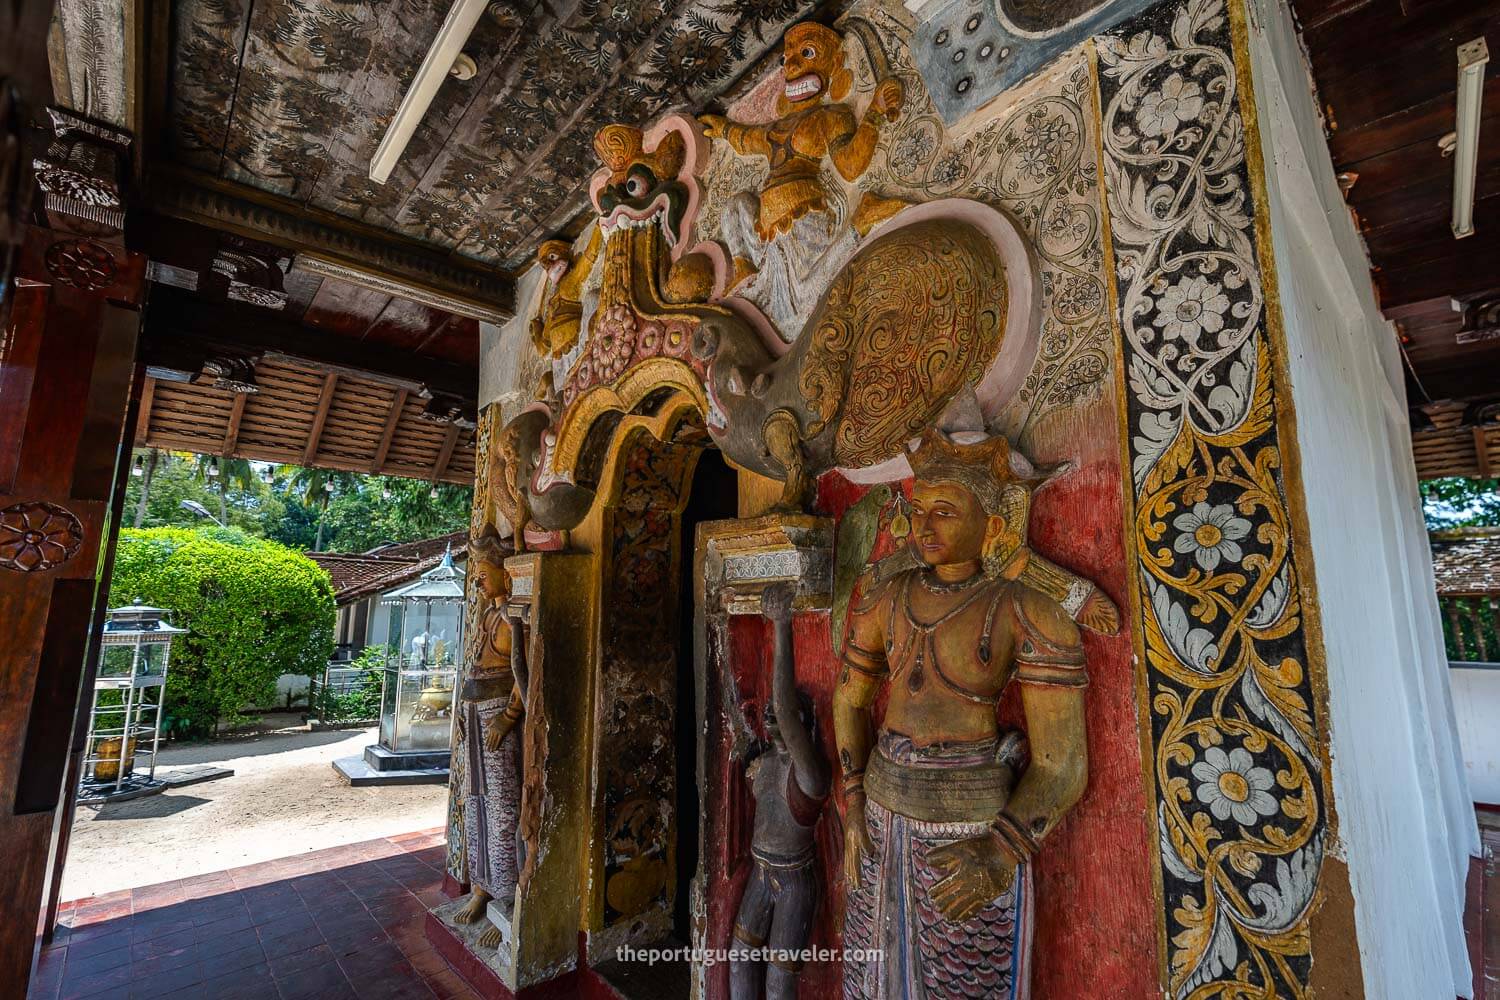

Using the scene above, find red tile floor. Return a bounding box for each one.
[30,828,479,1000]
[30,811,1500,999]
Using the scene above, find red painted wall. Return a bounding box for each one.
[701,425,1161,996]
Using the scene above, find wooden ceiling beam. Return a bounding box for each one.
[142,285,477,409]
[145,166,515,320]
[134,377,156,444]
[1379,242,1500,309]
[432,423,461,482]
[303,373,339,464]
[222,391,248,454]
[373,388,409,475]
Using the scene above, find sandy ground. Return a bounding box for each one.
[61,725,448,901]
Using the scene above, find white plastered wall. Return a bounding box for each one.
[1246,2,1479,996]
[480,262,547,417]
[1451,666,1500,804]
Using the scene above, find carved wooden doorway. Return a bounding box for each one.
[585,407,734,1000]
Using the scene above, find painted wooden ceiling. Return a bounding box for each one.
[1290,0,1500,413]
[166,0,817,272]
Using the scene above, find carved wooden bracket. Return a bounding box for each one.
[143,338,263,395]
[204,235,290,311]
[418,392,478,429]
[31,108,130,241]
[198,355,261,393]
[1455,290,1500,345]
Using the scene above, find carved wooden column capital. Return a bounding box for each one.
[31,108,131,242]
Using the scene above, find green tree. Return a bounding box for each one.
[110,527,336,736]
[192,455,259,525]
[321,477,471,552]
[120,449,472,553]
[123,451,265,533]
[276,466,361,551]
[1420,477,1500,531]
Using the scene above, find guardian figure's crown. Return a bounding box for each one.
[905,428,1018,515]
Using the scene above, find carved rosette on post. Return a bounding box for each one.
[0,501,85,573]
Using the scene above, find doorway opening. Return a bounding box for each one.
[57,449,470,906]
[592,419,736,1000]
[674,448,738,944]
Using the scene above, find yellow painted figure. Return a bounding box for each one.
[453,532,527,950]
[835,429,1090,999]
[700,22,903,245]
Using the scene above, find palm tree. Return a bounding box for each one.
[132,448,161,528]
[277,466,359,551]
[193,455,257,526]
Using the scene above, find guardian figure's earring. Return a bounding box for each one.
[982,518,1016,578]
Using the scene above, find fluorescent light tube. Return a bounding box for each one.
[369,0,489,184]
[1453,37,1489,239]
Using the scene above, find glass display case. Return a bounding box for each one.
[378,665,457,752]
[377,548,464,755]
[82,602,186,800]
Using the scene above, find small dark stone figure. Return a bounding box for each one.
[730,583,831,1000]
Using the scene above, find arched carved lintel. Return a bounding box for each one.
[546,357,709,489]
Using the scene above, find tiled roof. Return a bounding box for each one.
[362,531,469,564]
[1430,528,1500,597]
[307,531,468,606]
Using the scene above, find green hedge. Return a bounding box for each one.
[111,527,336,737]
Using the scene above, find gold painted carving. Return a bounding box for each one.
[699,22,905,248]
[551,358,708,480]
[796,219,1008,469]
[530,232,600,359]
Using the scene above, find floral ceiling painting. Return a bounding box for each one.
[167,0,817,270]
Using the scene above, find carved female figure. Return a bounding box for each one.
[453,531,527,949]
[835,429,1090,999]
[730,583,830,1000]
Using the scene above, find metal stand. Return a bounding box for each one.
[79,607,181,804]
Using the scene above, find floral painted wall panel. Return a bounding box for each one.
[1099,1,1332,996]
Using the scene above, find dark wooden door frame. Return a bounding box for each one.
[0,225,146,995]
[41,363,146,943]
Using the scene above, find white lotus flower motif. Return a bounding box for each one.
[1137,72,1205,137]
[1172,501,1251,572]
[1192,745,1278,826]
[1153,274,1231,349]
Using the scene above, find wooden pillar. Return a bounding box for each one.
[0,223,144,992]
[499,552,591,991]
